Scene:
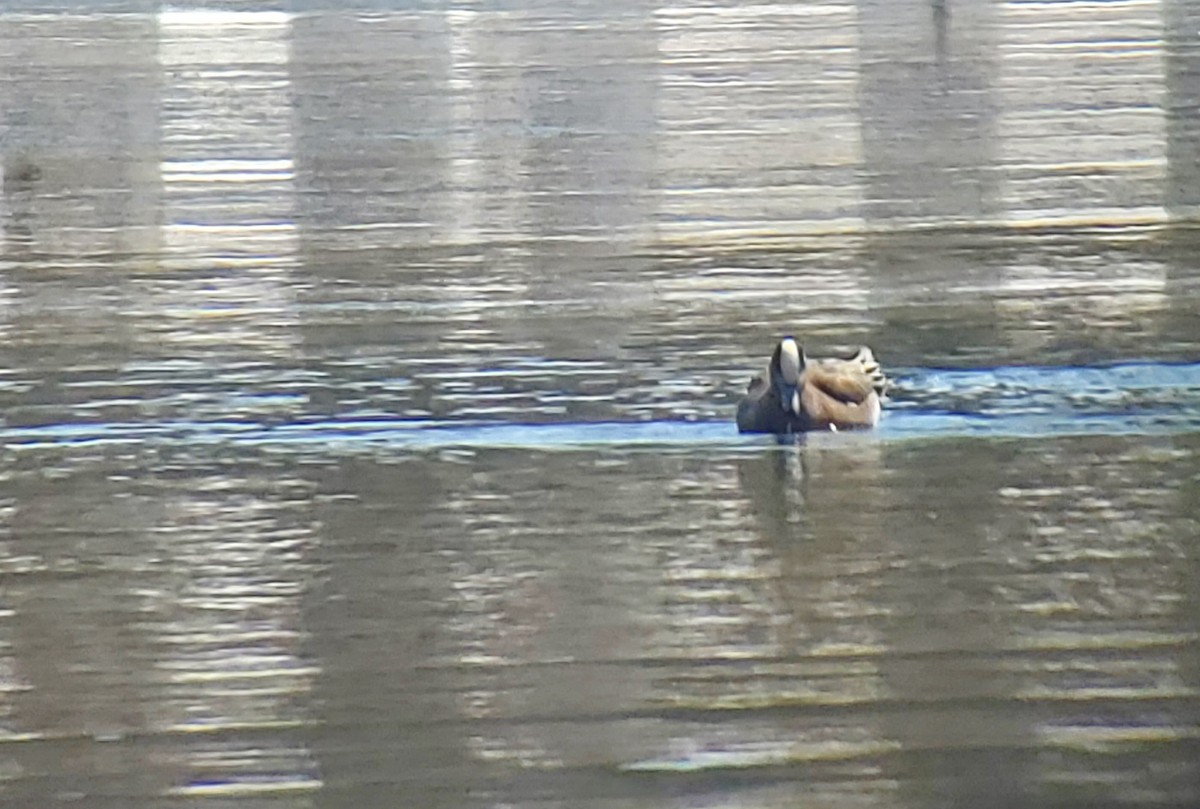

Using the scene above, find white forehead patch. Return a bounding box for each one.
[779,338,802,385]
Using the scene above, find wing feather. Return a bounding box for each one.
[805,360,877,404]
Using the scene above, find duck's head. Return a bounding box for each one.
[769,336,806,416]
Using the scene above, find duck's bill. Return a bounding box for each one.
[777,384,800,416]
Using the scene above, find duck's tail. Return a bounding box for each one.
[852,346,889,397]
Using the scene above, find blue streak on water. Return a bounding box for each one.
[895,361,1200,411]
[2,363,1198,451]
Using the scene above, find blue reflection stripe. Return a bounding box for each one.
[3,362,1198,450]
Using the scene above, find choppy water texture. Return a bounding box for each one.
[2,2,1200,807]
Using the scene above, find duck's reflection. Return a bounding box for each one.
[736,434,888,550]
[735,435,1040,808]
[739,437,890,647]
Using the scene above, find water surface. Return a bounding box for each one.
[2,2,1200,807]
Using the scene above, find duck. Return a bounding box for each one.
[736,337,888,434]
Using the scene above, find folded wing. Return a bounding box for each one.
[806,347,888,404]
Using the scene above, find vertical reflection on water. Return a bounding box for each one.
[997,0,1165,226]
[150,9,301,377]
[874,439,1037,807]
[290,10,454,244]
[439,454,669,773]
[1,447,321,802]
[734,440,892,660]
[3,453,183,802]
[303,456,478,803]
[857,0,1000,224]
[159,9,298,270]
[1164,0,1200,218]
[154,462,321,799]
[0,12,160,256]
[878,437,1200,807]
[152,11,314,798]
[656,2,863,238]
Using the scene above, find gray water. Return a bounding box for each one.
[3,2,1200,807]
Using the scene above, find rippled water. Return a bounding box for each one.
[2,2,1200,807]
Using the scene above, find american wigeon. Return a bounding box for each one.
[736,337,887,434]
